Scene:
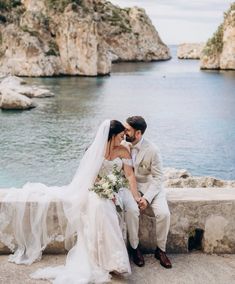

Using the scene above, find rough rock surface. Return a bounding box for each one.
[0,75,53,110]
[163,168,235,188]
[200,3,235,70]
[177,43,205,59]
[0,188,235,255]
[140,188,235,254]
[0,0,170,77]
[0,88,36,110]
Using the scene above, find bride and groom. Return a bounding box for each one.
[0,116,171,283]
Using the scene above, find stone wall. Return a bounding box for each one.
[140,188,235,254]
[0,188,234,254]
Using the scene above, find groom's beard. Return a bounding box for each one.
[125,134,136,143]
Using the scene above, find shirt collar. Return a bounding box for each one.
[133,137,144,150]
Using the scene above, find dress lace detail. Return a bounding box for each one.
[98,157,123,177]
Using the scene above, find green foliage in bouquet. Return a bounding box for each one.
[90,164,128,200]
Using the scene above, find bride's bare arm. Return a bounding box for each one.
[118,147,140,202]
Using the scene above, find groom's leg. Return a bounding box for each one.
[150,190,170,251]
[119,188,140,249]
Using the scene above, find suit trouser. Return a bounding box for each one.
[119,185,170,251]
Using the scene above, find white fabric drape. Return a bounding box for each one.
[0,120,121,282]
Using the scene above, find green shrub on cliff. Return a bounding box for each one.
[0,0,21,10]
[0,14,7,23]
[202,24,224,56]
[47,0,82,13]
[224,3,235,27]
[99,4,132,34]
[45,40,59,56]
[21,25,40,37]
[202,3,235,57]
[0,1,25,25]
[224,2,235,17]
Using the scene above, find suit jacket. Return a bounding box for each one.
[133,139,163,204]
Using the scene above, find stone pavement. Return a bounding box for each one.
[0,252,235,284]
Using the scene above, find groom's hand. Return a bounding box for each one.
[138,197,148,211]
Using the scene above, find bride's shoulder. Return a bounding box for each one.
[120,140,131,151]
[115,145,131,159]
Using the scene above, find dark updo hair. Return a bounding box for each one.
[126,116,147,134]
[108,120,125,141]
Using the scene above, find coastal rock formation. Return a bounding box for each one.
[0,89,36,110]
[200,3,235,70]
[177,43,205,59]
[0,0,170,77]
[0,75,53,110]
[95,2,170,62]
[0,76,53,98]
[163,168,235,188]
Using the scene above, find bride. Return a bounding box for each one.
[0,119,141,283]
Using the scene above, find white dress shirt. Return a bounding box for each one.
[131,137,143,165]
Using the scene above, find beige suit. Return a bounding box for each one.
[121,139,170,251]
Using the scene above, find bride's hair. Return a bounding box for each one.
[108,120,125,141]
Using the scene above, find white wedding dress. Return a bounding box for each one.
[0,120,131,283]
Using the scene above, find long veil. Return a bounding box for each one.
[0,120,111,282]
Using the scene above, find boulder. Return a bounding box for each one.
[0,76,54,98]
[0,89,36,110]
[163,168,235,188]
[177,43,205,59]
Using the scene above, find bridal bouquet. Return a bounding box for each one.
[90,164,128,200]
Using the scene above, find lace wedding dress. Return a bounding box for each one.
[0,120,131,283]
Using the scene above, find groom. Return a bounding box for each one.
[123,116,172,269]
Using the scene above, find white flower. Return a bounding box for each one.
[102,182,110,189]
[107,174,117,183]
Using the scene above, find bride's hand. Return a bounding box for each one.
[112,196,116,204]
[134,195,141,203]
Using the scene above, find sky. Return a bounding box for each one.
[110,0,233,44]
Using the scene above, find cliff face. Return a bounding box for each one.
[177,43,205,59]
[200,3,235,70]
[0,0,170,76]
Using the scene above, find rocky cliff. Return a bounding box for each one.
[177,43,205,59]
[200,3,235,70]
[0,0,170,76]
[163,168,235,188]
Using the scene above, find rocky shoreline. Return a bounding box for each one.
[0,75,53,110]
[177,3,235,68]
[177,43,204,59]
[163,168,235,188]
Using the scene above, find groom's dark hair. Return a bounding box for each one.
[126,116,147,134]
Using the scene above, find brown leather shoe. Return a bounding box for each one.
[154,247,172,269]
[130,246,145,267]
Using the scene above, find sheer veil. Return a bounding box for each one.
[0,120,111,282]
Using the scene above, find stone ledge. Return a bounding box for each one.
[141,188,235,254]
[0,188,235,254]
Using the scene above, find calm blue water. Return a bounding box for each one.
[1,46,235,187]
